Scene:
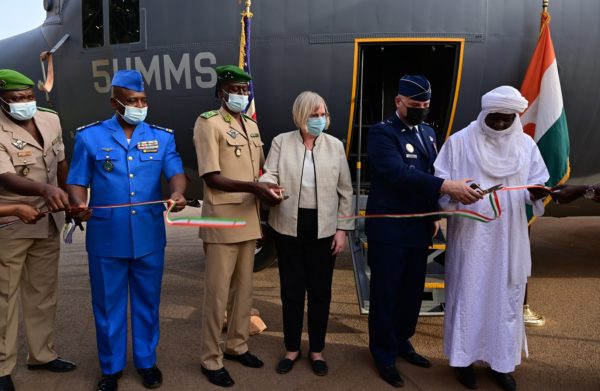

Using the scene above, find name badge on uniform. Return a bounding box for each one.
[227,130,238,139]
[137,140,159,153]
[406,153,418,159]
[11,140,27,150]
[17,151,33,157]
[250,133,260,138]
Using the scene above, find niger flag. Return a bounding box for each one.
[520,10,570,187]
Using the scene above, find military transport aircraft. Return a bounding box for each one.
[1,0,599,312]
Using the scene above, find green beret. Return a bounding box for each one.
[215,65,251,83]
[0,69,34,91]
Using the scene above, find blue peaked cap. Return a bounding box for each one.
[111,70,144,92]
[398,75,431,101]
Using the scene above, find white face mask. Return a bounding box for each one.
[1,98,37,121]
[223,91,249,113]
[115,99,147,125]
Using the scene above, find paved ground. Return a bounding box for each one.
[8,213,600,391]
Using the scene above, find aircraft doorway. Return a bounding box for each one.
[346,39,464,314]
[346,39,464,189]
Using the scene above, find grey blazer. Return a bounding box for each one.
[260,130,354,238]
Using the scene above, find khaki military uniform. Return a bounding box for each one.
[193,107,264,370]
[0,109,65,375]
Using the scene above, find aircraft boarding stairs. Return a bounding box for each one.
[349,195,446,315]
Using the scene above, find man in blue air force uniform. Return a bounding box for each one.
[66,70,187,391]
[366,75,482,388]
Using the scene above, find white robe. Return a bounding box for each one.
[434,126,549,373]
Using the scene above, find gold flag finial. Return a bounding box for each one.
[542,0,549,12]
[242,0,253,18]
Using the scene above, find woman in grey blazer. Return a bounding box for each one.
[260,91,354,376]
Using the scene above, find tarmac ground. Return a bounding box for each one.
[8,213,600,391]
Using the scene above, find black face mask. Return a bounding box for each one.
[405,107,429,126]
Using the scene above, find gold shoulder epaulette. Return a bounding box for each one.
[149,124,173,133]
[37,107,58,115]
[75,121,101,132]
[200,110,219,119]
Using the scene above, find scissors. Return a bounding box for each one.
[470,183,503,194]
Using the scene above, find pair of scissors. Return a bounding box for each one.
[470,183,503,194]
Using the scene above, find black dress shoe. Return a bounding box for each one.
[201,366,234,388]
[97,372,122,391]
[276,351,301,374]
[378,365,404,388]
[399,350,431,368]
[309,358,328,376]
[27,357,77,372]
[456,365,478,389]
[223,351,264,368]
[489,369,517,391]
[0,375,15,391]
[137,365,163,389]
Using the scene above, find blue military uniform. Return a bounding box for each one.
[67,73,184,375]
[366,75,444,369]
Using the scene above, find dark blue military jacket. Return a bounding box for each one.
[365,114,444,247]
[67,116,184,258]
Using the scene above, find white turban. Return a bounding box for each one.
[467,86,530,178]
[481,85,528,114]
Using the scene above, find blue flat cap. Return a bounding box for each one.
[111,70,144,92]
[398,75,431,101]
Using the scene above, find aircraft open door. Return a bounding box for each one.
[346,38,465,315]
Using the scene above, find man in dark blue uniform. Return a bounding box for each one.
[366,75,482,387]
[67,70,187,391]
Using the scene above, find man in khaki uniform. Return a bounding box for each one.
[0,69,75,391]
[193,65,281,388]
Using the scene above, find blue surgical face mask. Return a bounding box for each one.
[306,116,327,137]
[1,98,37,121]
[223,91,249,113]
[115,99,147,125]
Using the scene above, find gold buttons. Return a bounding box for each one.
[129,174,134,178]
[130,192,135,196]
[131,210,136,215]
[128,156,133,161]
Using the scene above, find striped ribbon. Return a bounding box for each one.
[163,201,246,228]
[1,200,247,230]
[1,185,547,230]
[91,199,246,228]
[338,185,549,223]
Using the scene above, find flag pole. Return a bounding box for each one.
[238,1,253,68]
[542,0,548,13]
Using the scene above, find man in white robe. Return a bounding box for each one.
[434,86,549,391]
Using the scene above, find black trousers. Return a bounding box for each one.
[367,241,428,367]
[273,209,336,353]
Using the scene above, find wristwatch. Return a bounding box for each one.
[584,185,597,200]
